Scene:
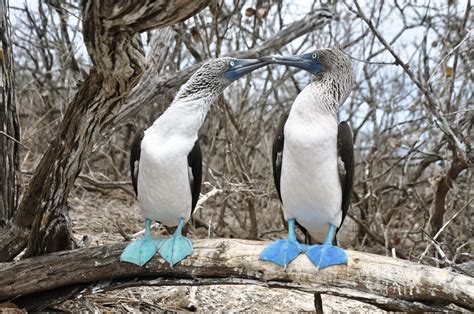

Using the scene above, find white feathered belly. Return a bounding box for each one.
[280,117,342,242]
[137,141,192,227]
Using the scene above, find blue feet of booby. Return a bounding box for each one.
[260,219,307,267]
[120,219,164,266]
[159,217,193,266]
[260,220,347,269]
[305,224,347,269]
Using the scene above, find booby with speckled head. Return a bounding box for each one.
[121,57,268,267]
[259,48,355,269]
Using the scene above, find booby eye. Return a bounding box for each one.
[312,53,317,59]
[229,60,235,67]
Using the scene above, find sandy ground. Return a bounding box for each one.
[53,185,382,312]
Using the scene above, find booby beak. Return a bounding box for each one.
[258,53,324,74]
[223,59,269,81]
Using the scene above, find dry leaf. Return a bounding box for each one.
[245,7,256,17]
[190,27,201,42]
[444,66,454,77]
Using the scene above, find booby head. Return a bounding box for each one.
[258,47,351,76]
[259,47,354,105]
[175,57,268,101]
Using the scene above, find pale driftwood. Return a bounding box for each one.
[0,239,472,311]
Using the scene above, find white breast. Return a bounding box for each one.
[280,91,342,242]
[137,131,194,227]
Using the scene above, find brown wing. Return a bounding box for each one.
[187,140,202,213]
[272,113,289,202]
[130,129,145,197]
[337,121,354,229]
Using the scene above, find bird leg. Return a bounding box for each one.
[159,217,193,266]
[120,218,164,266]
[305,224,347,269]
[260,218,307,268]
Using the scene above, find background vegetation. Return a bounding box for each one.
[1,0,472,310]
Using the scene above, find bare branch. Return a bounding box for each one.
[343,0,468,162]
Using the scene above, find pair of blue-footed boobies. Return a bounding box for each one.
[121,47,354,270]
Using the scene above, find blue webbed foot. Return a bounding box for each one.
[159,234,193,266]
[120,236,164,266]
[158,217,193,266]
[260,218,305,267]
[305,244,347,269]
[260,238,305,267]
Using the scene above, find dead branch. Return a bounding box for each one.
[0,0,210,261]
[343,0,468,162]
[77,174,134,197]
[432,155,469,237]
[112,8,333,127]
[0,239,472,311]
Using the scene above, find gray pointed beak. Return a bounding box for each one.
[223,59,269,81]
[258,54,324,74]
[258,55,306,66]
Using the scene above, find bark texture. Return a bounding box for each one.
[0,0,20,226]
[0,0,210,260]
[0,239,472,311]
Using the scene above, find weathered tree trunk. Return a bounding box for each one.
[0,0,20,226]
[0,0,210,261]
[0,239,472,311]
[26,205,77,256]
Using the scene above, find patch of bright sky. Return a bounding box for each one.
[7,0,470,121]
[7,0,470,155]
[8,0,468,66]
[8,0,88,71]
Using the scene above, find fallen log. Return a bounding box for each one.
[0,239,472,311]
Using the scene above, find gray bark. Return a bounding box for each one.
[0,0,210,261]
[0,0,20,226]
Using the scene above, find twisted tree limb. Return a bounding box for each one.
[1,239,472,311]
[0,0,210,261]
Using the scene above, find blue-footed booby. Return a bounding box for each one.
[121,57,268,266]
[259,48,355,269]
